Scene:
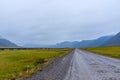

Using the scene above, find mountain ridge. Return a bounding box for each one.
[50,35,113,48]
[22,32,120,48]
[0,37,18,47]
[102,32,120,46]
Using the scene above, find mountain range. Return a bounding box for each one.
[36,32,120,48]
[1,32,120,48]
[50,35,113,48]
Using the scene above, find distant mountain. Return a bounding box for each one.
[50,36,113,48]
[0,37,18,47]
[75,36,113,48]
[87,36,113,47]
[23,32,120,48]
[103,32,120,46]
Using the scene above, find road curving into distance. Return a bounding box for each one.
[29,49,120,80]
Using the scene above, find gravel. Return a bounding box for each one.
[28,50,74,80]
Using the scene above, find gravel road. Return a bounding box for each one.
[29,50,74,80]
[29,49,120,80]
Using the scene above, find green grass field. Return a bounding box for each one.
[82,46,120,59]
[0,48,72,79]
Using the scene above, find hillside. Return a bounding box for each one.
[0,38,18,47]
[103,32,120,46]
[50,36,113,48]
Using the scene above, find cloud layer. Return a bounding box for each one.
[0,0,120,45]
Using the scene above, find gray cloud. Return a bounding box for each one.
[0,0,120,45]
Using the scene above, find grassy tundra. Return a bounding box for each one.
[0,48,72,79]
[82,46,120,59]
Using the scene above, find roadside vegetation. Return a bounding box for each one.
[82,46,120,59]
[0,48,73,80]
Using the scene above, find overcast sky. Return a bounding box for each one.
[0,0,120,45]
